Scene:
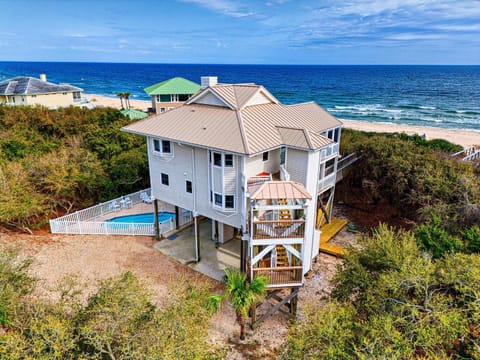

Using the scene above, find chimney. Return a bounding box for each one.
[201,76,217,88]
[39,73,47,82]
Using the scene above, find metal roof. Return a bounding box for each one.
[250,181,312,200]
[144,77,201,96]
[122,82,342,155]
[120,108,148,120]
[0,77,82,95]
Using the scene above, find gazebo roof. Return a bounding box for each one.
[120,108,148,120]
[250,181,312,200]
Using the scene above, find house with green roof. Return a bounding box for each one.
[144,77,200,113]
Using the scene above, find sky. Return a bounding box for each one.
[0,0,479,65]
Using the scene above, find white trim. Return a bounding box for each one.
[252,244,275,265]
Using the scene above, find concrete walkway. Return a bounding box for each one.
[154,219,241,281]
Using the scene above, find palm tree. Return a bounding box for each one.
[116,92,124,109]
[224,268,268,340]
[123,92,131,109]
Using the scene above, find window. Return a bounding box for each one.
[153,139,161,152]
[214,193,222,206]
[62,92,67,95]
[161,173,169,186]
[153,139,173,156]
[225,154,233,167]
[262,152,269,161]
[225,195,234,209]
[327,130,334,139]
[162,140,171,154]
[179,94,189,101]
[73,92,81,100]
[213,153,222,166]
[280,147,286,165]
[186,180,192,193]
[160,107,166,113]
[159,94,170,102]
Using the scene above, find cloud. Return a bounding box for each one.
[179,0,254,17]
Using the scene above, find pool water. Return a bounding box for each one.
[107,212,175,224]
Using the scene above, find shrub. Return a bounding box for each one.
[281,226,480,359]
[462,225,480,253]
[415,216,464,258]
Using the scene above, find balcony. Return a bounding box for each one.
[252,220,305,240]
[318,172,336,193]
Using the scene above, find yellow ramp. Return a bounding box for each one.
[319,217,348,257]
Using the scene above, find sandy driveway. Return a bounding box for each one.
[0,230,343,359]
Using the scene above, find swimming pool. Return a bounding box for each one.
[107,212,175,224]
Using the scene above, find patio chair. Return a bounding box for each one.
[109,201,120,211]
[123,196,133,208]
[140,191,153,204]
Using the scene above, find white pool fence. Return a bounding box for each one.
[49,188,193,236]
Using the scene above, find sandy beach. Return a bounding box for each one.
[342,119,479,148]
[85,93,151,112]
[86,93,479,149]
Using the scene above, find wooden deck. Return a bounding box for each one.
[319,217,348,257]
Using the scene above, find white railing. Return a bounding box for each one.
[49,188,190,236]
[337,152,360,171]
[320,143,339,160]
[318,172,336,193]
[463,150,480,162]
[52,188,154,224]
[451,146,476,157]
[280,165,290,181]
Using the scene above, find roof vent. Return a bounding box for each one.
[201,76,217,88]
[39,73,47,82]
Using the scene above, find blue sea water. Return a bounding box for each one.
[0,62,479,130]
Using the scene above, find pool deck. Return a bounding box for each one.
[95,202,174,222]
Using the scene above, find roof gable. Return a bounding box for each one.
[122,82,342,155]
[144,77,200,96]
[191,90,232,108]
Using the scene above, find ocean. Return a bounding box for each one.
[0,62,479,131]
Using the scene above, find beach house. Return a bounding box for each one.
[123,77,342,296]
[144,77,201,113]
[0,74,83,109]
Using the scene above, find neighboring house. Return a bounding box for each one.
[123,77,342,291]
[0,74,83,109]
[144,77,201,113]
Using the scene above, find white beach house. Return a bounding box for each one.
[122,77,342,291]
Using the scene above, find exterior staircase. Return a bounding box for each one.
[276,198,290,266]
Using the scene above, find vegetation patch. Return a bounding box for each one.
[0,105,149,230]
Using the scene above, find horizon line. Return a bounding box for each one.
[0,60,479,66]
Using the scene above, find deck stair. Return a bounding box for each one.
[319,217,348,257]
[277,199,291,220]
[275,245,289,266]
[276,198,291,266]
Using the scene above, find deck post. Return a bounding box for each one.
[290,288,298,316]
[174,206,180,229]
[154,200,160,241]
[194,216,201,262]
[240,237,246,273]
